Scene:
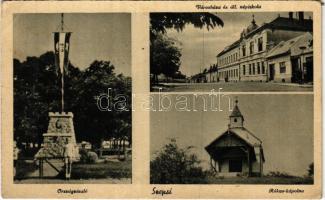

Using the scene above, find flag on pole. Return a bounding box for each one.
[54,32,71,75]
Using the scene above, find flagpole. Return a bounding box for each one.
[61,13,64,113]
[61,67,64,112]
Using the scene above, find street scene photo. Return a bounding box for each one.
[150,12,313,92]
[150,94,313,184]
[13,13,132,184]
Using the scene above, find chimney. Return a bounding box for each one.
[298,12,304,22]
[289,12,293,19]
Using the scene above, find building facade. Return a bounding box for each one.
[267,32,313,83]
[205,100,265,177]
[217,40,240,82]
[216,12,313,83]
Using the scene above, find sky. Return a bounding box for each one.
[14,13,131,76]
[166,12,313,76]
[150,94,314,176]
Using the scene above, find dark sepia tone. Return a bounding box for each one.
[13,13,132,184]
[150,94,314,184]
[150,12,313,92]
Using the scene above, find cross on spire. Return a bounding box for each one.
[235,96,238,105]
[252,14,256,24]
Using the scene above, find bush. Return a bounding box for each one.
[79,148,89,163]
[150,139,207,184]
[308,162,314,177]
[79,149,98,164]
[266,171,295,178]
[87,151,98,164]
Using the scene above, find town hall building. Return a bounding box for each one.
[216,12,313,83]
[205,100,265,177]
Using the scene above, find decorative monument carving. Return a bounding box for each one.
[35,112,79,159]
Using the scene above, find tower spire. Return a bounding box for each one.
[251,14,256,25]
[229,97,244,128]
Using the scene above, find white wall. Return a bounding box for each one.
[268,55,292,82]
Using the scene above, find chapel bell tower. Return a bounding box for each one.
[229,99,244,128]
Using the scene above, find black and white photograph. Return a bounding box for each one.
[150,12,313,92]
[13,13,132,184]
[150,94,314,184]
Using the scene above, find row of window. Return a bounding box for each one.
[218,61,286,79]
[242,61,266,75]
[218,61,287,80]
[241,37,263,57]
[219,52,238,66]
[218,37,264,66]
[219,68,239,79]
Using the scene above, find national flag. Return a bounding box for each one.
[54,32,71,75]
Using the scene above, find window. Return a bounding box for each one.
[236,69,238,77]
[243,65,246,75]
[262,62,265,74]
[249,64,252,75]
[250,41,254,55]
[253,63,255,74]
[280,62,286,73]
[258,37,263,52]
[257,62,260,74]
[229,160,242,172]
[234,118,237,122]
[235,53,237,60]
[242,45,246,57]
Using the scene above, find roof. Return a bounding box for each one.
[217,39,240,57]
[245,17,313,39]
[216,16,313,58]
[230,127,262,146]
[230,104,243,118]
[206,127,262,150]
[267,32,313,58]
[205,127,265,162]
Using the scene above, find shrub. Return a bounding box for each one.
[266,171,295,178]
[308,162,314,177]
[79,148,89,163]
[87,151,98,164]
[150,139,206,184]
[78,149,98,164]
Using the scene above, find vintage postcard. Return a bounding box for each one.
[1,1,322,199]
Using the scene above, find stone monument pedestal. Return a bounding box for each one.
[35,112,79,177]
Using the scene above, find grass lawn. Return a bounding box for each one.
[206,176,314,184]
[70,160,132,179]
[15,160,39,179]
[15,159,132,182]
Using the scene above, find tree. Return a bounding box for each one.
[308,162,314,177]
[150,33,181,84]
[14,52,132,148]
[150,13,224,86]
[14,52,61,147]
[150,13,224,35]
[150,139,207,184]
